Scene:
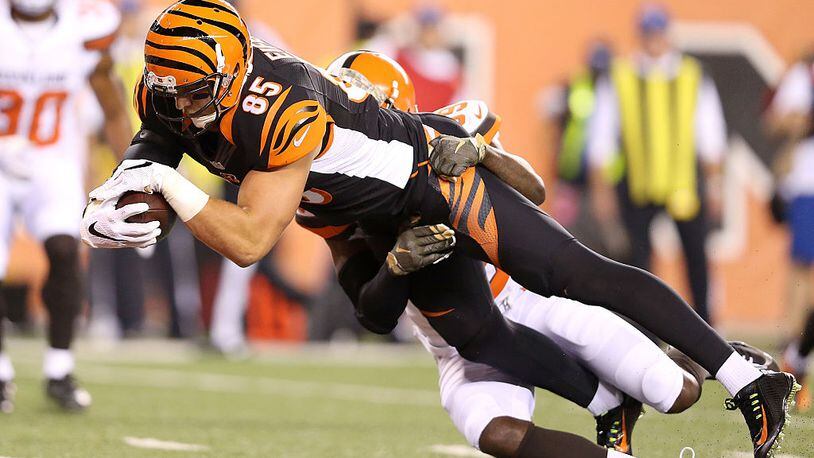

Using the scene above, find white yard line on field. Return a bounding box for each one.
[123,437,210,452]
[427,444,488,457]
[724,452,802,458]
[77,364,441,407]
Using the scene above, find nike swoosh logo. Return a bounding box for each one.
[293,125,311,147]
[123,161,153,171]
[395,247,411,254]
[475,105,483,119]
[755,405,769,446]
[88,223,124,242]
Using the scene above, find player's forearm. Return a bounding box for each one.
[481,146,546,205]
[185,198,288,267]
[357,265,410,334]
[328,236,414,334]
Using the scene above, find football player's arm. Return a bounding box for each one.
[327,224,455,334]
[89,51,132,160]
[480,142,546,205]
[327,238,409,334]
[185,150,317,267]
[430,135,546,205]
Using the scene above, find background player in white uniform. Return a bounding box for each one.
[0,0,131,412]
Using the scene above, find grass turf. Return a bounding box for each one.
[1,338,813,457]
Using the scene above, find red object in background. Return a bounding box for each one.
[246,275,307,342]
[395,48,461,111]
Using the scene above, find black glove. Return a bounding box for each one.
[429,134,487,180]
[386,224,456,276]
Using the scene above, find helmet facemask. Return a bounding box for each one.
[331,67,398,109]
[145,69,236,137]
[144,40,240,137]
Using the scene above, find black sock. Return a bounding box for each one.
[42,236,82,350]
[798,308,814,358]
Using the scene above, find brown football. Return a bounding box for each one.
[115,191,176,241]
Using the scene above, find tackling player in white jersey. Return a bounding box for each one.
[322,50,778,457]
[0,0,132,412]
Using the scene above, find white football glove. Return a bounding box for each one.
[89,159,209,222]
[80,198,161,249]
[89,159,172,202]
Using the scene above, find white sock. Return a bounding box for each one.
[715,351,762,397]
[43,348,74,380]
[0,353,14,381]
[586,381,623,416]
[607,450,633,458]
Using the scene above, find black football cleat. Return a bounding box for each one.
[725,371,799,458]
[731,341,781,372]
[595,396,642,455]
[0,380,15,413]
[45,375,92,412]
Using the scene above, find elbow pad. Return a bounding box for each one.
[125,129,183,168]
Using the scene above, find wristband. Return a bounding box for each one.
[160,169,210,222]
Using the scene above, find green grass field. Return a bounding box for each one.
[0,338,812,458]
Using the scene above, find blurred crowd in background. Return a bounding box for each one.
[1,0,813,370]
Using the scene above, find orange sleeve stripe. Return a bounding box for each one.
[302,223,351,239]
[489,269,510,298]
[315,123,334,159]
[259,87,291,155]
[267,102,327,168]
[84,31,118,51]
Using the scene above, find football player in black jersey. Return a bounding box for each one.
[80,2,797,455]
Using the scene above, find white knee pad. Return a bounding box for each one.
[584,325,683,414]
[637,346,684,413]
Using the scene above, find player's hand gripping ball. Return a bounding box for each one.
[80,198,162,249]
[386,224,456,276]
[115,191,177,241]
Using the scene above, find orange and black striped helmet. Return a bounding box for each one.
[143,0,251,136]
[327,51,417,112]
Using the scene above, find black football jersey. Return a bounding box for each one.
[134,38,431,226]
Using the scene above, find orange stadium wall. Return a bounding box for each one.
[71,0,814,331]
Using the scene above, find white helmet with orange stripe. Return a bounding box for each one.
[327,50,418,112]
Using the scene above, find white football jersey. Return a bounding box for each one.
[0,0,120,160]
